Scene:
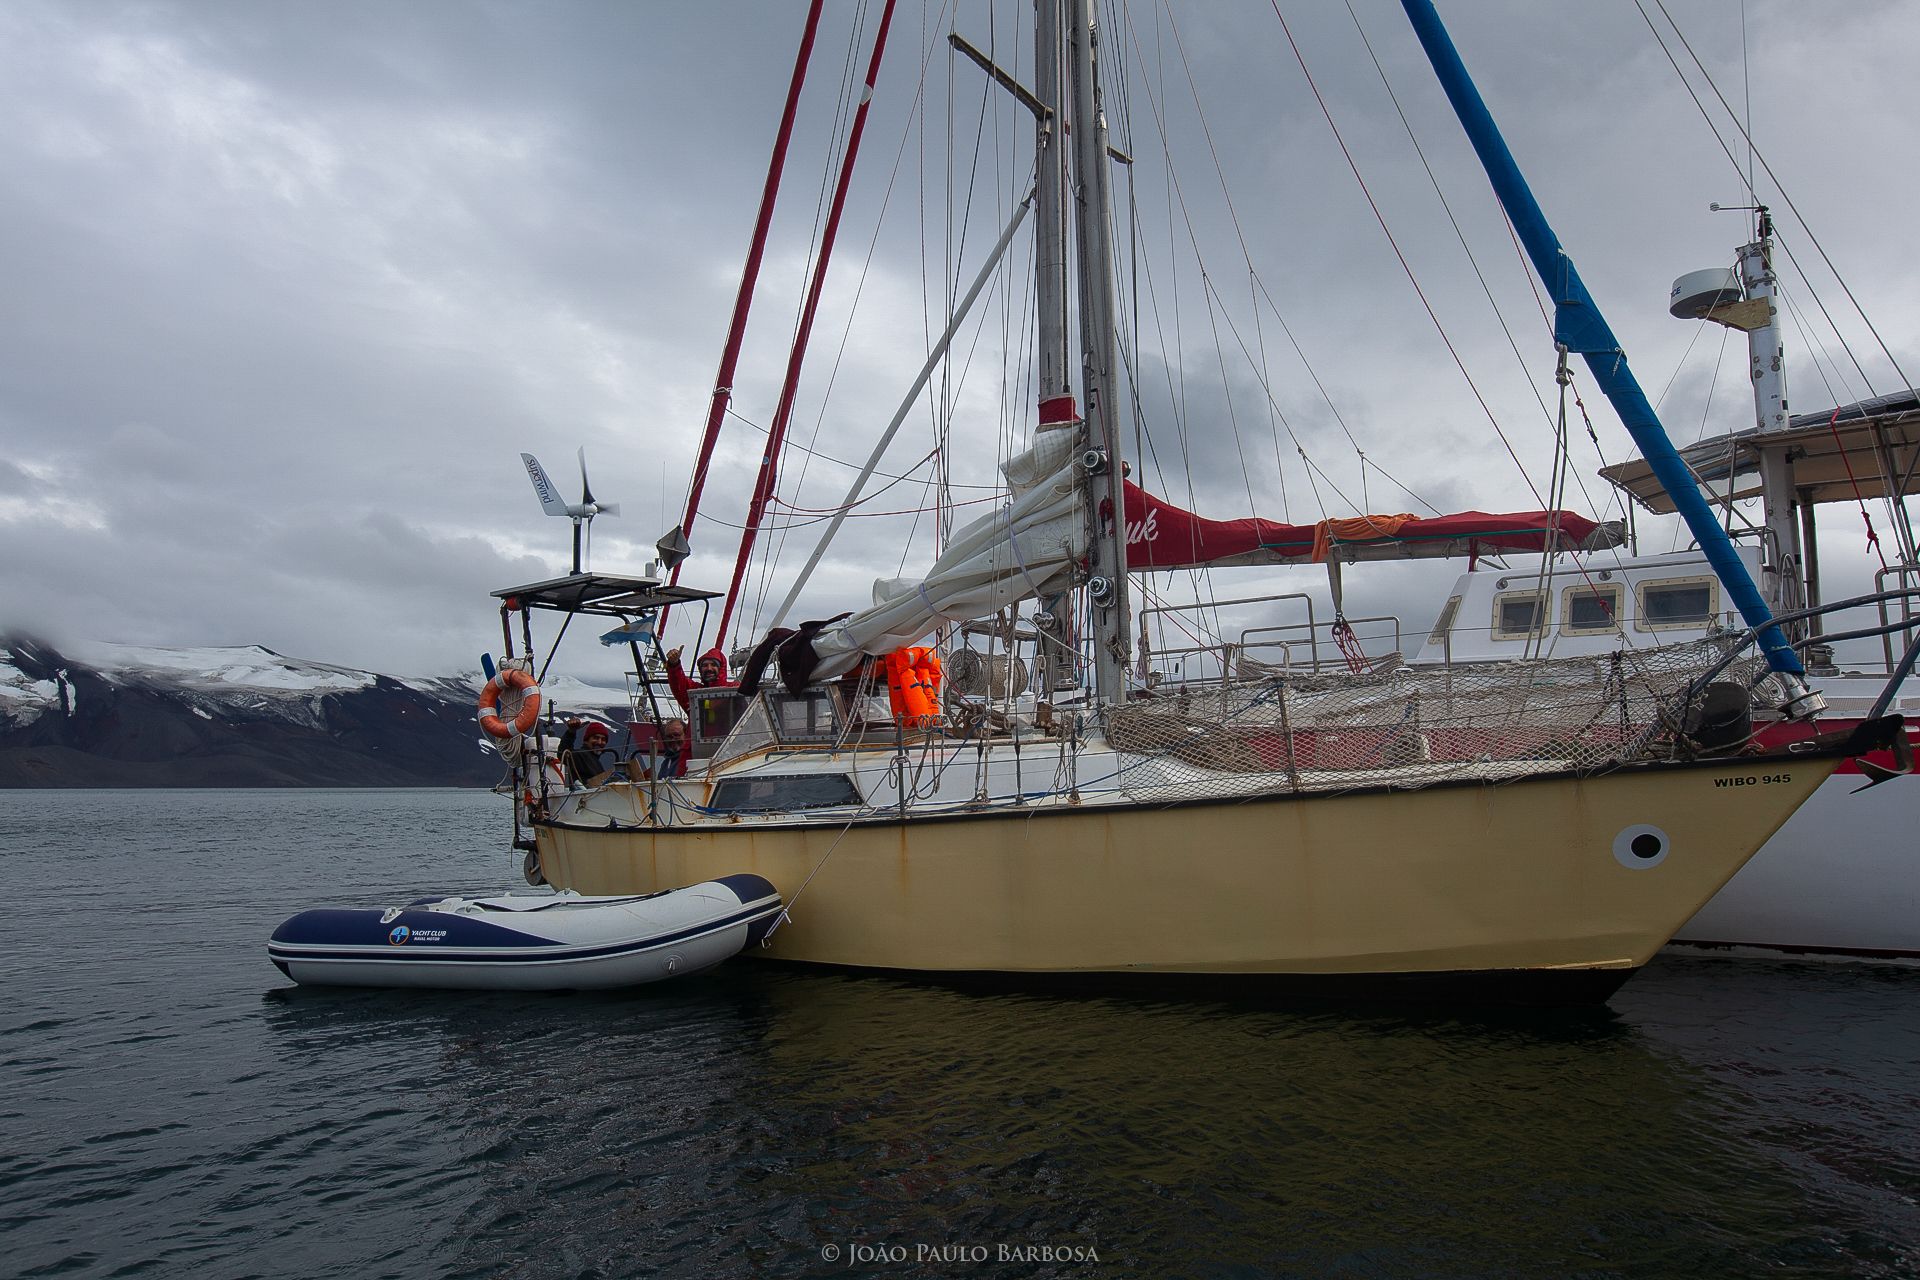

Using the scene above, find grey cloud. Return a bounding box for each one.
[1,0,1913,677]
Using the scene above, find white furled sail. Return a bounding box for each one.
[805,428,1083,680]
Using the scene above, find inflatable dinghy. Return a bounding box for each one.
[268,874,782,990]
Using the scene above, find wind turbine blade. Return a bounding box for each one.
[578,445,596,506]
[596,502,620,518]
[521,453,570,517]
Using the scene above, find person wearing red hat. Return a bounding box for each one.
[665,646,733,712]
[557,718,626,787]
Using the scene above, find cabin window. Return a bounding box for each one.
[1636,577,1718,631]
[1562,584,1622,634]
[687,688,746,756]
[709,773,862,814]
[1427,595,1462,647]
[768,689,842,743]
[1490,590,1548,639]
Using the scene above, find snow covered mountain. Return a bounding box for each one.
[0,636,631,788]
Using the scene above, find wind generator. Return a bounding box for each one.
[522,448,619,574]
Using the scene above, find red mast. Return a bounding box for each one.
[716,0,899,650]
[673,0,826,588]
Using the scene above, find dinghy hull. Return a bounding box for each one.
[268,874,781,990]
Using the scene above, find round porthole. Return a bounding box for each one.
[1613,823,1671,869]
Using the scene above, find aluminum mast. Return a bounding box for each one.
[1032,0,1078,694]
[1066,0,1132,702]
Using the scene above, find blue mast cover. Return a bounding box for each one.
[1399,0,1801,676]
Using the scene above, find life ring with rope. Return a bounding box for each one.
[477,668,542,738]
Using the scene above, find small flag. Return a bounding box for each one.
[599,612,657,647]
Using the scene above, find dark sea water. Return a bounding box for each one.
[3,790,1917,1279]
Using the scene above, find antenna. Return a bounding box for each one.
[521,449,619,574]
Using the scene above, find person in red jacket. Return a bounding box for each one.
[665,646,732,712]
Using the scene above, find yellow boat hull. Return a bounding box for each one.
[531,757,1834,995]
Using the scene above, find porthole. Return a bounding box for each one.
[1612,823,1671,869]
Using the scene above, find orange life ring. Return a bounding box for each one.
[478,668,542,738]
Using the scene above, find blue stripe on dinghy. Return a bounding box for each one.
[709,875,783,950]
[266,908,779,970]
[745,909,779,949]
[712,873,779,905]
[267,902,782,966]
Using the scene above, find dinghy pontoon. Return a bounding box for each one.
[268,874,781,990]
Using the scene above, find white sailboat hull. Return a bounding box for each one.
[1673,767,1920,960]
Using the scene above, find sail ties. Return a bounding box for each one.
[914,581,949,623]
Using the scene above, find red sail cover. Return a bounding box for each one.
[1120,481,1619,570]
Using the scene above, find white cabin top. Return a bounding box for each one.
[1410,547,1760,665]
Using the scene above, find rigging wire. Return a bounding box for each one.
[733,0,879,644]
[735,1,958,637]
[722,405,1000,489]
[1644,0,1917,406]
[1266,0,1553,517]
[1779,286,1865,413]
[1324,0,1638,642]
[1106,2,1240,645]
[1650,315,1711,419]
[1342,2,1562,444]
[1113,3,1327,524]
[1121,3,1328,521]
[1120,3,1449,531]
[1636,0,1918,562]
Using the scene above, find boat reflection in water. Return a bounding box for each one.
[260,963,1920,1275]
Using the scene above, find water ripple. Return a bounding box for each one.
[2,790,1917,1277]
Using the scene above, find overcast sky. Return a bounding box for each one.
[3,0,1915,683]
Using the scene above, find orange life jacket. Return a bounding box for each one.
[886,647,942,727]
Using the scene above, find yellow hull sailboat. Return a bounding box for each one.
[477,1,1910,1004]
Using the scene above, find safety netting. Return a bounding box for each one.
[1101,639,1790,800]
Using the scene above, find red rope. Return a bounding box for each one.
[1825,408,1890,572]
[1331,618,1370,675]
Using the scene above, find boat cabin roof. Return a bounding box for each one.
[1602,392,1920,513]
[491,573,720,617]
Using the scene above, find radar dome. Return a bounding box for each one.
[1669,267,1743,320]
